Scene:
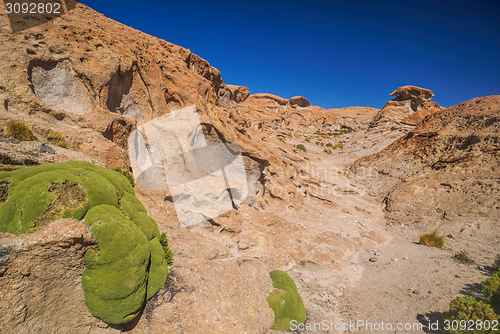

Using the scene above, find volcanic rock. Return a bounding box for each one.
[369,85,442,129]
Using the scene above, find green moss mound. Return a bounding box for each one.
[0,161,171,324]
[266,270,306,331]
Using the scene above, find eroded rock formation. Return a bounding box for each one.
[369,85,442,129]
[352,95,500,240]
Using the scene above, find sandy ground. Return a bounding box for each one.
[338,223,497,334]
[277,125,499,334]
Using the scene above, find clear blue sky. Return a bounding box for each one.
[78,0,500,109]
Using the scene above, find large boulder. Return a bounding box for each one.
[369,85,442,128]
[0,219,111,334]
[289,96,310,108]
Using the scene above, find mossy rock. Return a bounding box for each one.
[0,161,170,324]
[266,270,306,331]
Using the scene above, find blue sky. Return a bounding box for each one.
[79,0,500,109]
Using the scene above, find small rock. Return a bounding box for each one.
[478,265,485,270]
[162,291,172,303]
[455,275,461,278]
[403,257,408,260]
[369,257,378,262]
[391,258,398,262]
[237,243,249,250]
[39,143,55,154]
[413,290,420,294]
[447,234,454,239]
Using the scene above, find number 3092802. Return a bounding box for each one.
[5,2,61,14]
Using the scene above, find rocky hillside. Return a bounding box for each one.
[352,95,500,250]
[0,3,391,333]
[1,2,498,334]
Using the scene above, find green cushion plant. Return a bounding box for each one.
[0,161,171,324]
[266,270,306,330]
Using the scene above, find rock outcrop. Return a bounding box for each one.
[0,219,114,334]
[352,95,500,239]
[369,85,442,129]
[289,96,310,108]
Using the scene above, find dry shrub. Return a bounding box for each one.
[47,132,67,148]
[419,231,445,248]
[5,120,34,141]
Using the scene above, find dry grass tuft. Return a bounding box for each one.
[419,231,445,248]
[5,120,34,141]
[47,132,67,148]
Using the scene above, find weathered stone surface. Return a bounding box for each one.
[29,59,93,115]
[225,84,250,103]
[369,85,442,129]
[352,96,500,239]
[289,96,310,108]
[186,53,224,94]
[0,219,118,334]
[390,85,434,101]
[248,93,288,105]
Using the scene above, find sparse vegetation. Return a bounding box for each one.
[315,141,320,145]
[418,231,445,248]
[452,250,475,265]
[324,149,332,155]
[113,167,135,187]
[278,137,286,144]
[5,120,34,141]
[445,296,498,334]
[332,143,343,149]
[298,258,318,265]
[445,269,500,333]
[305,137,311,143]
[47,131,67,148]
[159,232,174,266]
[482,270,500,312]
[495,254,500,270]
[296,144,307,152]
